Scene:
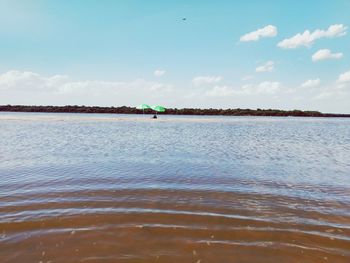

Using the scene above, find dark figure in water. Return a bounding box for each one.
[152,114,157,119]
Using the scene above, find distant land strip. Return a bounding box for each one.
[1,105,350,117]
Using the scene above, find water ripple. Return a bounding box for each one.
[1,113,350,262]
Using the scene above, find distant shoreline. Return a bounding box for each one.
[1,105,350,117]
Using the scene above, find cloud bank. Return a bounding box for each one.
[1,70,349,113]
[301,79,321,88]
[337,70,350,84]
[277,24,347,49]
[256,61,274,73]
[240,25,277,42]
[192,76,222,86]
[0,70,173,106]
[205,81,281,97]
[154,69,166,77]
[312,49,343,62]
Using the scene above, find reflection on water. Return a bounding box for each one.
[0,113,350,262]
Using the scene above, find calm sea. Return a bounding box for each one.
[1,112,349,263]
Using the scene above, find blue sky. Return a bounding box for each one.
[0,0,350,113]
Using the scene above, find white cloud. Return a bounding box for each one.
[1,70,349,113]
[337,70,350,83]
[313,72,350,100]
[242,75,253,81]
[192,75,222,86]
[301,79,321,88]
[313,87,349,100]
[0,70,173,93]
[57,79,173,95]
[154,69,166,77]
[242,81,281,95]
[312,49,343,62]
[277,24,347,49]
[239,25,277,42]
[205,85,236,97]
[256,61,274,73]
[0,70,174,106]
[0,70,68,91]
[149,82,173,91]
[205,81,282,97]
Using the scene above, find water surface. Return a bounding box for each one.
[1,112,349,262]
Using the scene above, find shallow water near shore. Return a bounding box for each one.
[1,112,350,263]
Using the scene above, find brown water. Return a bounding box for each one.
[1,113,350,262]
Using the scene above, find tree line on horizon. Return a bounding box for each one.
[0,104,349,117]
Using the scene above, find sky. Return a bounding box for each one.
[0,0,350,113]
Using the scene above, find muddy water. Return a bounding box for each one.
[0,113,350,262]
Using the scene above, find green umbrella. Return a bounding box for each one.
[136,104,151,116]
[151,105,166,112]
[137,104,151,110]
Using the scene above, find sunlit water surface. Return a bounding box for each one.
[0,112,349,263]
